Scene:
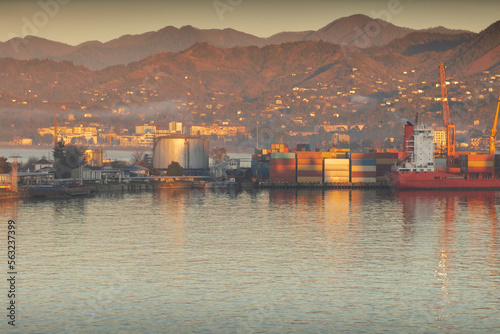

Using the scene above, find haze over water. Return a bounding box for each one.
[1,188,499,333]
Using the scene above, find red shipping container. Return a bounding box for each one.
[270,158,296,165]
[270,164,296,171]
[297,171,323,177]
[297,158,323,165]
[295,152,323,159]
[467,154,494,161]
[271,170,296,176]
[447,167,461,174]
[350,153,376,159]
[270,176,296,183]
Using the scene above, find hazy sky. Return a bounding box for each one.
[1,0,499,45]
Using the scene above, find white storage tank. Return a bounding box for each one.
[153,135,209,172]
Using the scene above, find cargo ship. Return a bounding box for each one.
[392,123,500,190]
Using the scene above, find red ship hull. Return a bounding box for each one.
[392,170,500,190]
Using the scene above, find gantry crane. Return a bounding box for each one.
[439,63,455,162]
[489,91,500,155]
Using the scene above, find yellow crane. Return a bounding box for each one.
[489,91,500,155]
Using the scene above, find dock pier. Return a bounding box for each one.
[259,182,391,189]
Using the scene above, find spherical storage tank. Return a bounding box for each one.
[153,135,209,171]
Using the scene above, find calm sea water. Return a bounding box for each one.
[1,188,499,333]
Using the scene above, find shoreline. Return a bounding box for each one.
[0,181,194,200]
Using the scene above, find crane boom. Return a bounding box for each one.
[439,63,455,160]
[439,63,450,126]
[489,91,500,155]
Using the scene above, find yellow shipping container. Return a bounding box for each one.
[324,166,350,172]
[468,161,494,168]
[297,176,323,183]
[324,159,349,165]
[324,171,350,177]
[321,152,335,159]
[297,165,323,171]
[324,176,350,183]
[322,152,348,159]
[351,165,377,172]
[351,177,377,183]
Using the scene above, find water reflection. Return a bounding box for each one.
[0,197,19,221]
[0,189,498,333]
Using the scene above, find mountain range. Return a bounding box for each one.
[0,14,499,143]
[0,14,479,71]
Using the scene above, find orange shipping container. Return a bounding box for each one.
[350,153,376,159]
[297,158,323,165]
[295,152,323,159]
[297,165,322,171]
[270,164,296,171]
[351,171,376,178]
[467,154,494,161]
[324,171,350,177]
[468,161,494,168]
[468,167,494,173]
[297,171,323,177]
[270,158,296,165]
[324,176,350,183]
[270,172,296,178]
[297,176,323,183]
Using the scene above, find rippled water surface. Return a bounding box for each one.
[1,189,500,333]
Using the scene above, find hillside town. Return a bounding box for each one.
[5,68,498,153]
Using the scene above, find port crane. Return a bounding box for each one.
[490,91,500,155]
[439,63,456,163]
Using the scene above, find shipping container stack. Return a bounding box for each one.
[251,148,270,179]
[295,143,311,152]
[375,152,399,182]
[321,151,349,159]
[459,154,495,174]
[270,144,290,153]
[324,158,350,183]
[296,151,323,183]
[270,152,296,182]
[350,153,376,183]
